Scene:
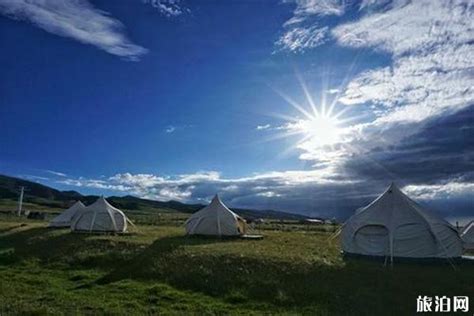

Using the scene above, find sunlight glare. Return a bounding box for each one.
[265,73,353,159]
[298,114,341,146]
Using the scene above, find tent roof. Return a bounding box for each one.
[85,196,121,212]
[461,221,474,239]
[355,183,452,229]
[69,200,85,210]
[463,221,474,233]
[55,200,85,215]
[48,200,85,227]
[198,194,241,219]
[81,196,129,223]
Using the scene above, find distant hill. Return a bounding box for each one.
[0,174,307,220]
[0,174,81,201]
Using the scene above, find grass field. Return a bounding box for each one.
[0,212,473,315]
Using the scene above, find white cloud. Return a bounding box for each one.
[109,173,165,187]
[152,186,193,201]
[276,25,328,52]
[0,0,148,60]
[44,169,67,177]
[164,124,193,134]
[358,0,392,11]
[175,171,221,183]
[333,1,472,57]
[21,175,49,181]
[403,181,474,200]
[256,124,271,130]
[257,191,282,198]
[57,169,358,212]
[284,0,345,19]
[277,0,345,51]
[165,126,176,133]
[143,0,186,17]
[334,0,474,124]
[58,177,132,192]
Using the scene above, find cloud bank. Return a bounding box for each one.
[57,169,363,217]
[334,0,473,123]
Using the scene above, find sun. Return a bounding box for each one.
[269,78,349,149]
[259,74,365,163]
[298,114,342,146]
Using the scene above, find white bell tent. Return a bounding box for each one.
[185,195,247,236]
[71,196,130,233]
[461,221,474,250]
[48,201,85,228]
[341,183,463,261]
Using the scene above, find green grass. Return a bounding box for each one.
[0,214,473,315]
[0,199,63,213]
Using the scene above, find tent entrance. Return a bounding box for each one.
[354,225,389,256]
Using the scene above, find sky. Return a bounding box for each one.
[0,0,472,220]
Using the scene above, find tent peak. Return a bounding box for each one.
[92,196,110,206]
[387,182,400,193]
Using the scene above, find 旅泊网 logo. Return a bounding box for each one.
[417,296,470,313]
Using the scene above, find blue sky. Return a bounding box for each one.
[0,0,472,220]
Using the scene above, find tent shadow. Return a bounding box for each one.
[0,225,89,265]
[97,235,233,285]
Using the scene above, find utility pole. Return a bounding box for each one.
[17,186,25,216]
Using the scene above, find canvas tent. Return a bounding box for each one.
[461,221,474,250]
[185,195,247,236]
[341,183,463,261]
[71,196,130,233]
[48,201,85,228]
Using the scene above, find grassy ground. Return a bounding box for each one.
[0,214,473,315]
[0,199,63,213]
